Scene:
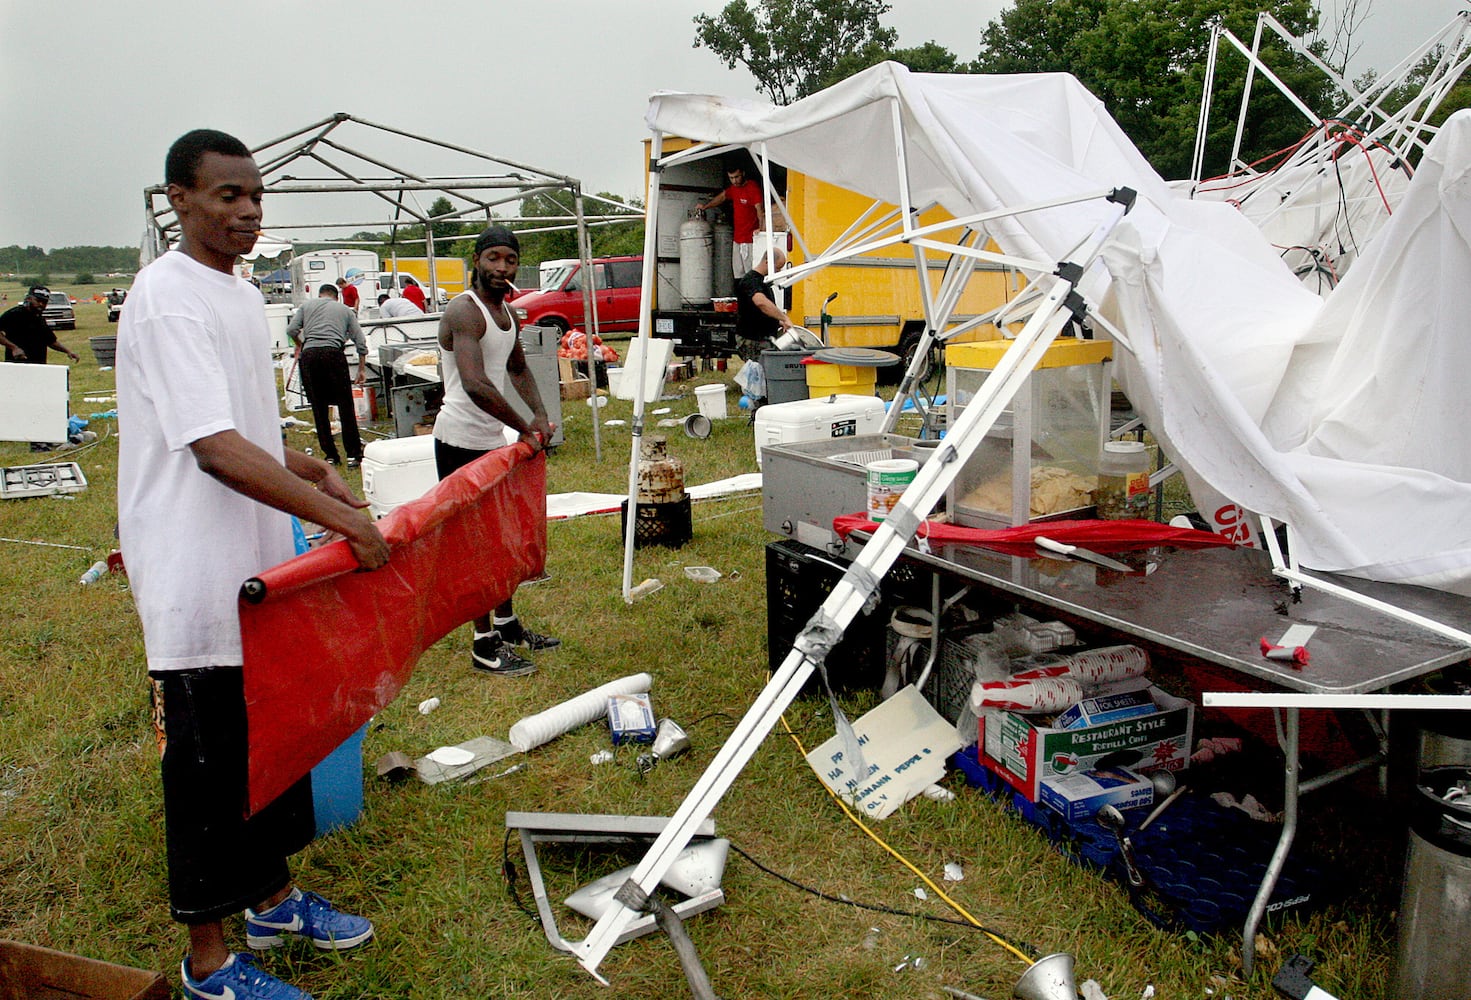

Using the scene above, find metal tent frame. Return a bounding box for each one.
[142,113,640,460]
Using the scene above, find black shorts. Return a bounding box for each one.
[434,438,492,480]
[149,666,314,924]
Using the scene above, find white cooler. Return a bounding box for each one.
[361,434,439,517]
[753,394,886,469]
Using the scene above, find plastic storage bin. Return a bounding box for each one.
[752,394,887,468]
[311,722,368,836]
[361,434,438,517]
[805,359,877,398]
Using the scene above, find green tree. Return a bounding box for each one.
[821,40,964,92]
[974,0,1333,180]
[693,0,898,104]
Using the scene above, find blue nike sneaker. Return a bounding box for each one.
[181,952,310,999]
[245,887,374,951]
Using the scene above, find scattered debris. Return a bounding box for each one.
[414,735,518,784]
[417,697,440,715]
[942,862,963,882]
[912,887,927,901]
[590,749,614,765]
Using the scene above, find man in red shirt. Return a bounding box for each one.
[400,277,427,312]
[335,277,359,311]
[696,165,770,280]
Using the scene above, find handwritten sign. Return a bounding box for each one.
[804,686,963,820]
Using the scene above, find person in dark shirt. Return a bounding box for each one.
[734,246,793,359]
[0,286,79,365]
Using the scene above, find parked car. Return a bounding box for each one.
[42,289,75,330]
[511,255,642,334]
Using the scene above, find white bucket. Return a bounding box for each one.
[694,383,728,420]
[865,458,918,521]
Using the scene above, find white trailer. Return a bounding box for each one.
[290,249,380,312]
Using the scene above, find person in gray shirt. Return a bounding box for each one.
[286,283,368,467]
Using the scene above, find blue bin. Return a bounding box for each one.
[311,722,367,836]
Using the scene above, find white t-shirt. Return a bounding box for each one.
[433,290,518,451]
[117,250,296,671]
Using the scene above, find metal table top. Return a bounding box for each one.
[853,535,1471,695]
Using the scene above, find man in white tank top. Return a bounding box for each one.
[434,225,558,677]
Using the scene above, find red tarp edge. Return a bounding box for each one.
[240,443,546,815]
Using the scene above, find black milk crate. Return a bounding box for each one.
[765,539,890,694]
[620,497,691,548]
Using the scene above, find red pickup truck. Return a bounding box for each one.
[512,255,642,334]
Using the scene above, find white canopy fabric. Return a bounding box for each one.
[646,62,1471,594]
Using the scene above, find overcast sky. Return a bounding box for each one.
[0,0,1459,251]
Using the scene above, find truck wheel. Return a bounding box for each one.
[538,317,568,336]
[897,328,935,385]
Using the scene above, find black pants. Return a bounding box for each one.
[298,347,361,462]
[150,666,315,924]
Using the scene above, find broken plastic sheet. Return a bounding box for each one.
[831,513,1235,556]
[239,443,546,815]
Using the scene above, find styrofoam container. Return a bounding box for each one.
[753,394,886,468]
[361,434,438,517]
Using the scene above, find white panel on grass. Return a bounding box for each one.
[0,362,68,443]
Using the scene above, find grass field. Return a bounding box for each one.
[0,276,1413,998]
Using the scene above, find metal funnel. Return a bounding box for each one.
[651,718,691,760]
[1013,952,1077,1000]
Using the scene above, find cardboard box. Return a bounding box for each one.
[0,940,170,1000]
[1040,765,1154,823]
[1054,688,1158,730]
[979,684,1193,802]
[559,377,591,401]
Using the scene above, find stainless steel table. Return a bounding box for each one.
[847,532,1471,973]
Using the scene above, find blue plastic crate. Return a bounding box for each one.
[950,745,1325,934]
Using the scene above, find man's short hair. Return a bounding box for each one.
[336,277,347,286]
[165,129,252,188]
[378,293,390,305]
[318,283,339,297]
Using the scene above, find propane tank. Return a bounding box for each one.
[678,214,714,306]
[711,221,735,297]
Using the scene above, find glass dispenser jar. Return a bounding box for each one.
[1097,440,1150,520]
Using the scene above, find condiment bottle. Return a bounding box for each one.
[1097,440,1150,519]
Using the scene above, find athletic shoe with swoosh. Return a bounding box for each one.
[245,887,373,950]
[181,952,310,999]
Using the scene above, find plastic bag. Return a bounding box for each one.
[734,359,766,399]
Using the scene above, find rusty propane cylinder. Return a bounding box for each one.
[637,436,686,503]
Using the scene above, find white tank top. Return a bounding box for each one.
[434,290,519,451]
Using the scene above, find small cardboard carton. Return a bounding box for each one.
[979,683,1193,802]
[1040,765,1154,824]
[1054,688,1158,730]
[0,940,170,999]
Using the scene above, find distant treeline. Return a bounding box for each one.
[1,245,138,277]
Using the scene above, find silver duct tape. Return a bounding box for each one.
[885,505,922,540]
[840,563,883,617]
[793,610,844,662]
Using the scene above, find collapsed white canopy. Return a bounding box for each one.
[646,61,1471,594]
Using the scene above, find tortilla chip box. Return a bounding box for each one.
[1040,765,1153,823]
[979,684,1193,802]
[0,940,170,999]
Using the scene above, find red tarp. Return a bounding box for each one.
[831,513,1236,556]
[240,443,546,815]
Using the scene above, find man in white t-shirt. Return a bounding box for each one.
[117,129,391,1000]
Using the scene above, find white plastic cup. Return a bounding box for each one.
[694,383,728,420]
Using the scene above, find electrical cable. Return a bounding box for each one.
[726,840,1039,959]
[502,827,543,927]
[778,713,1037,968]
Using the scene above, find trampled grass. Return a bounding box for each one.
[0,279,1408,998]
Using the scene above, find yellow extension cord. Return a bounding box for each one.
[778,713,1034,968]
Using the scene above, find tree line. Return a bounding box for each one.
[1,244,139,280]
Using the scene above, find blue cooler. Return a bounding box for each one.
[311,722,368,836]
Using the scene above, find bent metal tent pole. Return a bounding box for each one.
[621,130,666,601]
[578,194,1133,976]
